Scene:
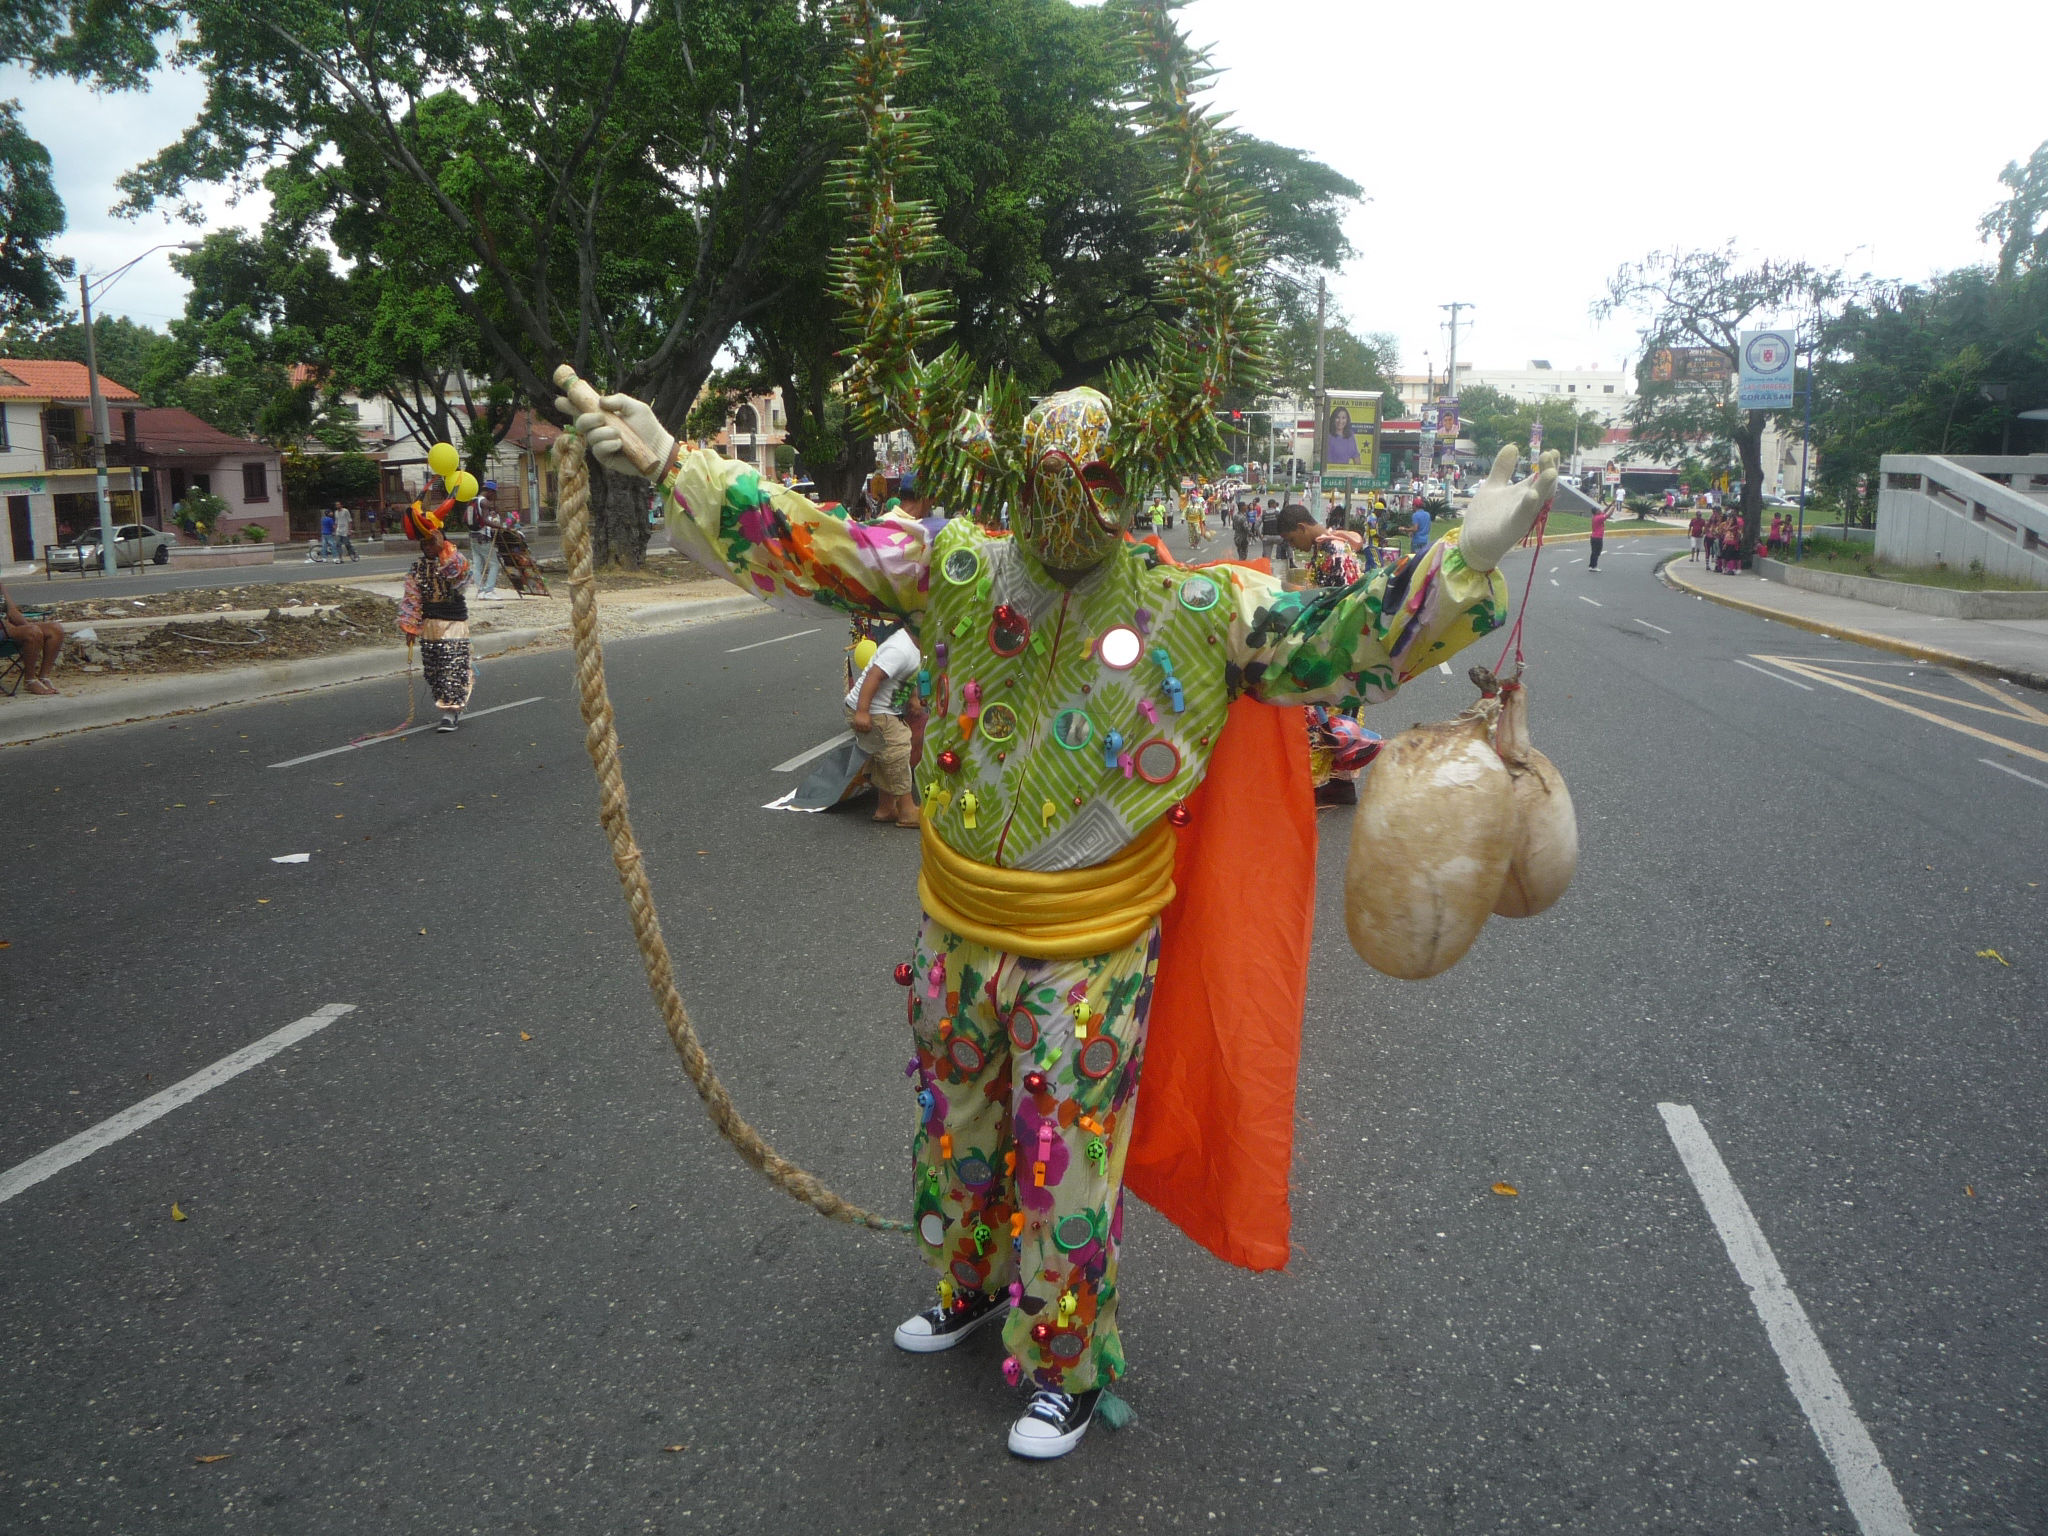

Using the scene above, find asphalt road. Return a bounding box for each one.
[3,536,2044,1533]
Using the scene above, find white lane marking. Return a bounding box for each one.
[268,697,545,768]
[1633,618,1672,635]
[0,1004,357,1209]
[773,730,854,774]
[1549,578,1559,587]
[1570,556,1583,564]
[725,627,822,654]
[1436,662,1452,676]
[1576,595,1603,608]
[1658,1104,1918,1536]
[1981,757,2048,792]
[271,852,311,864]
[1734,658,1813,691]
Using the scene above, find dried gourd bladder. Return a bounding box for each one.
[1344,696,1515,980]
[1490,679,1578,918]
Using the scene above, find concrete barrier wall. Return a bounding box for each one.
[1877,454,2048,587]
[1757,558,2048,619]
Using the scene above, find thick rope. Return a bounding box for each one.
[553,433,911,1235]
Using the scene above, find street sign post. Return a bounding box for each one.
[1738,329,1796,410]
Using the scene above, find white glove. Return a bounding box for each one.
[1459,445,1559,572]
[551,390,675,480]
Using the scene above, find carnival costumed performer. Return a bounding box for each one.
[399,497,475,731]
[562,0,1557,1461]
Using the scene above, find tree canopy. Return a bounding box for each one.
[1454,383,1609,464]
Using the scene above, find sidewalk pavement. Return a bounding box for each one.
[0,587,758,747]
[1661,551,2048,690]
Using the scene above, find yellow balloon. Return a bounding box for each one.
[852,638,878,673]
[427,442,460,478]
[451,471,480,502]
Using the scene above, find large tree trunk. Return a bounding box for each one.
[588,456,654,568]
[1736,410,1767,566]
[821,433,876,509]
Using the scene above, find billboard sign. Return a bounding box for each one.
[1322,390,1381,483]
[1648,347,1732,385]
[1737,329,1796,410]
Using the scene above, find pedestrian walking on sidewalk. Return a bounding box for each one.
[318,509,337,561]
[1588,505,1608,570]
[399,498,475,731]
[333,503,358,562]
[1688,511,1704,561]
[468,488,501,599]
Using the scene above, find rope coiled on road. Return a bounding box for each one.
[554,431,911,1235]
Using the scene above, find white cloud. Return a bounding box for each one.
[1183,0,2048,377]
[0,62,270,328]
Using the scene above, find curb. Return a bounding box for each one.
[1656,552,2048,692]
[1,591,762,747]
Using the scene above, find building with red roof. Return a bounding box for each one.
[0,362,286,564]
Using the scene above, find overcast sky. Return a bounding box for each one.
[5,0,2046,385]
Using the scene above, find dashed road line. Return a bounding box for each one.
[726,627,822,654]
[1576,595,1603,608]
[0,1005,357,1208]
[269,697,546,768]
[1981,757,2048,792]
[1633,618,1672,635]
[772,730,855,773]
[1659,1104,1918,1536]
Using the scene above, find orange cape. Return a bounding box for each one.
[1123,546,1318,1271]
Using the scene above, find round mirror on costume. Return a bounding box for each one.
[980,702,1018,742]
[1178,574,1221,612]
[1051,709,1094,750]
[1134,738,1181,784]
[1098,626,1143,669]
[988,603,1030,657]
[941,547,982,587]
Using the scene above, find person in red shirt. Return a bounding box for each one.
[1688,511,1706,561]
[1589,504,1610,570]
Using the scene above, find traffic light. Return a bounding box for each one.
[1229,409,1243,423]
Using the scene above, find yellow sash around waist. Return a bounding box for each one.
[918,816,1177,959]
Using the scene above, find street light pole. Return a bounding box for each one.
[79,273,119,576]
[77,242,201,575]
[1312,275,1327,507]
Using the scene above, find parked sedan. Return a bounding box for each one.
[46,523,173,570]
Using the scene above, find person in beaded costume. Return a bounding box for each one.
[563,0,1556,1459]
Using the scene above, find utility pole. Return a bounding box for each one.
[1439,301,1473,405]
[80,274,118,576]
[1312,276,1327,507]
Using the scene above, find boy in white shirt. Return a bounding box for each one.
[845,625,923,827]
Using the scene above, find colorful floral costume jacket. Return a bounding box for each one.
[666,453,1508,869]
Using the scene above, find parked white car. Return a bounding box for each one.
[46,523,173,571]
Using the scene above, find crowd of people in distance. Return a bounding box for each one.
[1686,502,1798,573]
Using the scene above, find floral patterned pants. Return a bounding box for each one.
[907,913,1159,1394]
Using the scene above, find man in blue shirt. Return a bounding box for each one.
[1410,501,1432,553]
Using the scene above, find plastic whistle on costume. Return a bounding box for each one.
[927,957,946,1000]
[1102,729,1125,772]
[1035,1124,1054,1188]
[961,791,979,829]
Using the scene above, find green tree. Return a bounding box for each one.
[728,0,1356,501]
[0,97,68,323]
[1595,245,1844,554]
[117,0,844,566]
[0,311,169,394]
[1981,138,2048,281]
[1454,383,1609,465]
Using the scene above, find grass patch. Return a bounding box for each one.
[1786,537,2044,592]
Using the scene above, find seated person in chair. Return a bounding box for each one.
[2,582,65,695]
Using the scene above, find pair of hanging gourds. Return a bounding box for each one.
[1345,673,1579,980]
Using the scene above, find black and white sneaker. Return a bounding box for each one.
[892,1292,1008,1354]
[436,713,459,733]
[1007,1386,1100,1459]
